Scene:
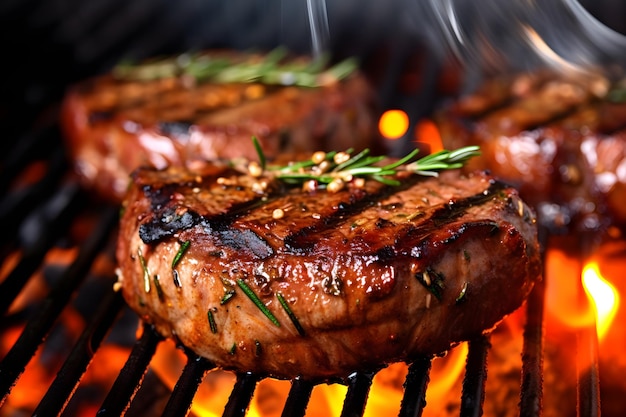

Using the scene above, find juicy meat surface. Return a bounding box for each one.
[116,162,541,380]
[60,51,380,202]
[436,71,626,234]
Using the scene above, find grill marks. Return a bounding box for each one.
[135,164,512,263]
[82,77,273,125]
[456,73,608,134]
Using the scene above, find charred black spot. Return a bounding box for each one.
[337,202,349,211]
[139,208,200,243]
[375,245,396,261]
[142,184,176,211]
[375,218,393,228]
[212,227,274,260]
[430,180,508,225]
[283,226,318,253]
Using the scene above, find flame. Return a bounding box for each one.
[150,338,468,417]
[545,248,596,329]
[379,110,409,139]
[415,118,444,153]
[582,261,620,341]
[545,245,621,344]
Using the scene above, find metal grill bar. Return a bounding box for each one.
[281,378,315,417]
[0,147,68,247]
[0,198,117,405]
[32,288,125,416]
[0,183,85,317]
[97,323,162,416]
[222,372,260,417]
[520,278,546,417]
[577,317,601,417]
[398,357,432,417]
[161,353,215,417]
[339,371,374,417]
[460,335,490,417]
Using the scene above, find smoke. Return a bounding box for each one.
[403,0,626,78]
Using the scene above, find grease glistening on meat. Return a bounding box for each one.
[116,162,541,380]
[60,49,379,202]
[436,70,626,233]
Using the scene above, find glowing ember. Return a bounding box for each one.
[582,262,620,341]
[378,109,409,139]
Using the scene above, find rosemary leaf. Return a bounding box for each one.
[455,282,468,304]
[236,279,280,327]
[276,293,306,336]
[171,240,191,269]
[137,248,150,293]
[153,275,164,302]
[207,309,218,333]
[381,148,420,170]
[252,136,266,171]
[220,290,236,305]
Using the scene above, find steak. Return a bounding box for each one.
[436,70,626,234]
[115,156,541,380]
[60,50,380,202]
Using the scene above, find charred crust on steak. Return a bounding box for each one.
[117,164,541,380]
[208,226,274,260]
[139,207,200,243]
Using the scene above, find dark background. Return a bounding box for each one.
[1,0,625,135]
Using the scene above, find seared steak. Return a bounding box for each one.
[115,158,541,380]
[60,50,380,202]
[436,71,626,234]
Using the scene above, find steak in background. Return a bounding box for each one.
[60,50,381,202]
[436,70,626,235]
[115,160,541,380]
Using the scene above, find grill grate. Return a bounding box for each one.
[2,101,611,417]
[0,114,597,417]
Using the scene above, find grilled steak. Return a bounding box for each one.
[115,157,541,380]
[60,50,380,202]
[436,71,626,234]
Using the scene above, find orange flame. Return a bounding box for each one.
[545,248,596,329]
[415,118,444,153]
[582,261,620,341]
[379,110,409,139]
[545,246,621,343]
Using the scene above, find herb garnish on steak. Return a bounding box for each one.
[115,147,541,380]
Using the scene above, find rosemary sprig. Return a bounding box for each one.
[113,47,358,87]
[249,138,480,191]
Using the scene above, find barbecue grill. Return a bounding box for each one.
[1,1,625,416]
